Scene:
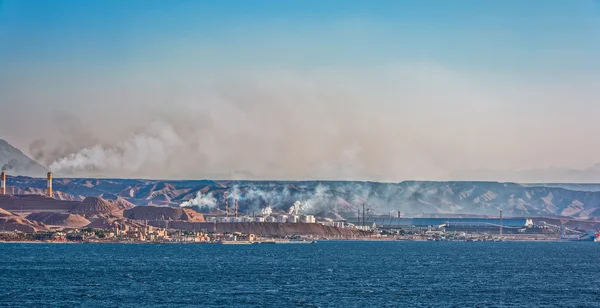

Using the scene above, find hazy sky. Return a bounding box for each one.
[1,1,600,180]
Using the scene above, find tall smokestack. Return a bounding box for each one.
[362,203,365,226]
[1,172,5,195]
[225,199,229,218]
[235,199,239,218]
[47,172,53,197]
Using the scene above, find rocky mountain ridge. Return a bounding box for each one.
[4,176,600,219]
[0,139,46,177]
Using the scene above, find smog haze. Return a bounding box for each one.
[1,1,599,181]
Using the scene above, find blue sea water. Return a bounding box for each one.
[1,241,600,307]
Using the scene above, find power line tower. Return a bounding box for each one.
[499,209,503,237]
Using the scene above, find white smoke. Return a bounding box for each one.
[49,121,185,175]
[289,201,302,215]
[179,191,217,208]
[261,205,273,217]
[228,186,241,201]
[244,186,290,207]
[296,184,331,214]
[29,64,521,181]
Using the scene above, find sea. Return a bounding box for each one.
[1,241,600,307]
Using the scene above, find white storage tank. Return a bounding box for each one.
[333,222,345,228]
[266,216,277,223]
[277,215,288,223]
[288,215,300,223]
[255,217,265,222]
[301,215,316,223]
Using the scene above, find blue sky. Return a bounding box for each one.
[2,0,598,74]
[1,1,600,180]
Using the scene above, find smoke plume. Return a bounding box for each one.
[179,191,217,209]
[261,205,273,216]
[3,65,599,181]
[1,159,17,172]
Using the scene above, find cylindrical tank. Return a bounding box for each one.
[301,215,316,223]
[277,215,288,223]
[266,216,277,223]
[289,215,299,223]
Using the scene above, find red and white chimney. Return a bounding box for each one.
[47,172,53,197]
[1,172,6,195]
[235,199,239,217]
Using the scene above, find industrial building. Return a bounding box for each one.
[206,214,316,224]
[367,217,533,234]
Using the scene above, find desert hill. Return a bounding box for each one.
[0,206,47,232]
[0,194,80,213]
[84,215,145,230]
[148,221,366,237]
[123,206,205,222]
[71,197,118,215]
[26,212,90,228]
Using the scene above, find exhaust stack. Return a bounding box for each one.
[1,172,5,195]
[47,172,53,197]
[234,199,239,218]
[225,199,229,217]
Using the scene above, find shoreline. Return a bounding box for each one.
[0,238,578,244]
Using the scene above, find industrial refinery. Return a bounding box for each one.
[1,172,600,243]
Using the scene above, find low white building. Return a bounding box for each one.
[217,217,231,223]
[320,221,346,228]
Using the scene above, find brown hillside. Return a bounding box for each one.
[26,212,90,228]
[85,216,144,230]
[71,197,118,215]
[124,206,205,222]
[148,221,366,237]
[0,207,47,232]
[111,197,135,210]
[0,194,80,213]
[0,207,15,217]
